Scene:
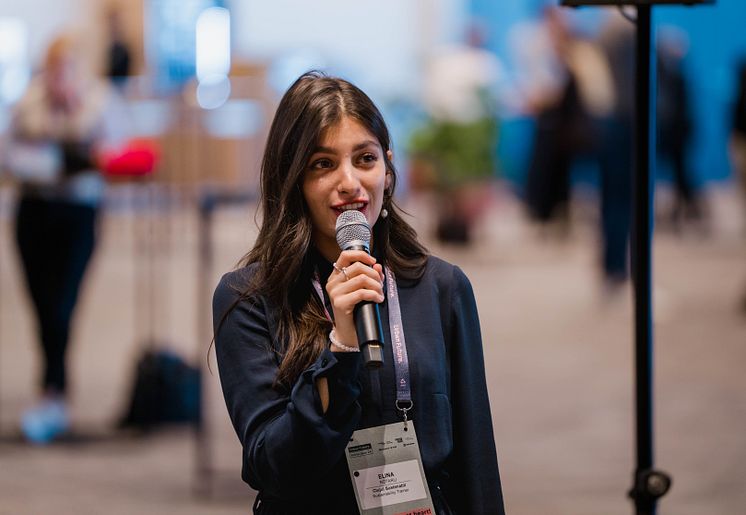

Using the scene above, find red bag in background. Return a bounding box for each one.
[100,138,160,178]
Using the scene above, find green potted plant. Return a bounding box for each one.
[407,110,498,243]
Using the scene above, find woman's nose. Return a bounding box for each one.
[336,161,361,195]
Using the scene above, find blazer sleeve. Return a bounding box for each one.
[446,266,506,514]
[212,272,363,499]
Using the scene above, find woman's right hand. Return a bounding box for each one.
[325,250,385,349]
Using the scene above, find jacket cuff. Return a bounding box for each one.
[307,348,362,421]
[311,347,361,381]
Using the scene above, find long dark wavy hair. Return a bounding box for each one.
[230,71,427,387]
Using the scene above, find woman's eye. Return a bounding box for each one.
[310,158,333,170]
[359,153,378,164]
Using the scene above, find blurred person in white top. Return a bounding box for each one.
[422,21,504,124]
[4,32,128,444]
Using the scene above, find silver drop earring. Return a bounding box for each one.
[380,208,389,219]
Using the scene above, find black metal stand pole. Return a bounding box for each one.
[560,1,713,512]
[193,188,255,498]
[194,191,214,497]
[628,5,671,514]
[634,1,654,490]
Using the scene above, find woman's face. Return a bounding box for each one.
[45,53,79,107]
[302,115,392,261]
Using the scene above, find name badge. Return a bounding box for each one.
[345,422,435,515]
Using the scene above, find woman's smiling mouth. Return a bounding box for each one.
[332,201,368,215]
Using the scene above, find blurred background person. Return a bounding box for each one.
[657,27,705,231]
[518,4,576,234]
[596,10,635,288]
[733,60,746,201]
[515,5,629,287]
[4,33,127,444]
[731,57,746,312]
[518,6,614,235]
[105,6,132,89]
[731,59,746,223]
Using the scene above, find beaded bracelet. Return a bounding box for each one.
[329,329,360,353]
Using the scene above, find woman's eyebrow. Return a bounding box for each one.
[312,140,380,154]
[352,140,380,151]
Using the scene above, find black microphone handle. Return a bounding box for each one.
[344,243,384,369]
[354,301,384,368]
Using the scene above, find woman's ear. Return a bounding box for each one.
[385,150,394,191]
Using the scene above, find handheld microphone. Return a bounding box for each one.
[335,210,384,369]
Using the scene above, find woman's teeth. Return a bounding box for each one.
[337,203,365,211]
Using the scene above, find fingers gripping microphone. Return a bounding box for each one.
[335,210,384,368]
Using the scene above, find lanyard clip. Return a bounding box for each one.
[395,399,413,428]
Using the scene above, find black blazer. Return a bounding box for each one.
[213,255,505,514]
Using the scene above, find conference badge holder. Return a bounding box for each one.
[345,418,435,515]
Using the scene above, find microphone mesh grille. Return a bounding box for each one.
[335,210,371,250]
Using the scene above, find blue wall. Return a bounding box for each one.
[471,0,746,185]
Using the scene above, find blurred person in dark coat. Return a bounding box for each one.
[731,59,746,220]
[730,59,746,312]
[516,7,632,286]
[519,7,614,233]
[105,7,132,88]
[519,5,577,229]
[657,28,705,230]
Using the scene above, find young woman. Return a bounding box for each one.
[213,71,504,514]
